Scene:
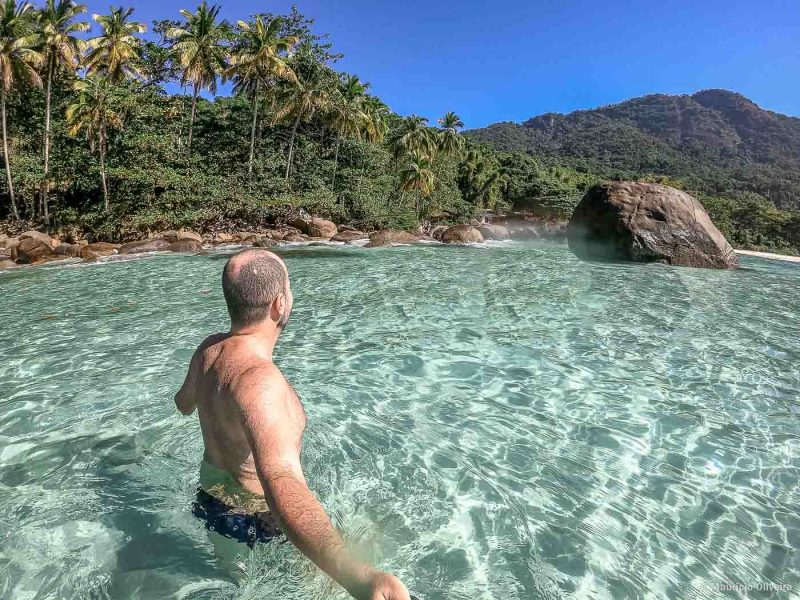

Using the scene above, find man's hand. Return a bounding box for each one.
[364,571,410,600]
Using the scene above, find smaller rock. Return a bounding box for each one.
[119,239,171,255]
[14,238,55,264]
[80,242,118,259]
[253,238,278,248]
[54,243,82,257]
[1,236,19,249]
[236,231,259,244]
[478,224,510,240]
[154,230,179,243]
[429,225,448,241]
[264,229,285,240]
[214,233,234,244]
[368,229,419,246]
[306,218,337,238]
[441,225,484,244]
[283,233,308,242]
[178,230,202,243]
[330,230,366,242]
[168,239,203,252]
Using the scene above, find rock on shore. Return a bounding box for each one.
[441,225,484,244]
[477,224,510,240]
[364,229,420,247]
[119,239,171,255]
[13,238,55,264]
[567,181,739,269]
[331,230,366,242]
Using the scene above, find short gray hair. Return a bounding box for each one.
[222,249,288,326]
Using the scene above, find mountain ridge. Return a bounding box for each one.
[466,89,800,210]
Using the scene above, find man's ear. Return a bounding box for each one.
[269,294,285,322]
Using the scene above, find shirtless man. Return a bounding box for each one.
[175,248,410,600]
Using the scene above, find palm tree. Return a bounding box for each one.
[169,1,227,155]
[273,62,333,179]
[85,6,146,83]
[398,150,434,216]
[39,0,88,223]
[228,15,297,174]
[387,114,436,162]
[328,74,368,187]
[459,149,501,208]
[0,0,42,221]
[361,95,388,143]
[66,75,122,210]
[437,111,464,157]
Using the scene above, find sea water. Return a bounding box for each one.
[0,242,798,599]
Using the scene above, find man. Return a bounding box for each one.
[175,248,410,600]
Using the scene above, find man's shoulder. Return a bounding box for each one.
[197,332,229,353]
[231,358,286,394]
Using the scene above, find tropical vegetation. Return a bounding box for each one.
[0,1,797,255]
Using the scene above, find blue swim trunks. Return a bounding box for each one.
[192,488,284,548]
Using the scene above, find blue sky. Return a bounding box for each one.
[81,0,800,128]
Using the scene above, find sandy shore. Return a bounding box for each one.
[735,249,800,263]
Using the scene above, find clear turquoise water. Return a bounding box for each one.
[1,242,799,599]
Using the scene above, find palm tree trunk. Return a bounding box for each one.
[331,130,341,187]
[187,83,199,156]
[1,89,19,222]
[247,79,260,175]
[99,123,109,211]
[284,114,301,179]
[41,56,54,224]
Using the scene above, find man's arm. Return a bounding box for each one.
[235,370,409,600]
[174,351,199,415]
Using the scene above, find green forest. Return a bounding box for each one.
[0,0,798,254]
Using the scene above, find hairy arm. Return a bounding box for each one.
[236,369,407,600]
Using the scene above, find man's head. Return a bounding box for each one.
[222,249,293,331]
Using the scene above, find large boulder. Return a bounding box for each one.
[20,230,58,249]
[478,224,510,240]
[14,238,55,264]
[365,229,419,247]
[441,225,484,244]
[168,239,202,252]
[119,239,171,255]
[330,230,366,242]
[567,181,739,269]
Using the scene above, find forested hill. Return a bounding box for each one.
[467,90,800,210]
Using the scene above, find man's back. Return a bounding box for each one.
[182,333,306,500]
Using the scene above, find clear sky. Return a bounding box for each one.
[81,0,800,128]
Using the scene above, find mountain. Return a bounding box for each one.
[466,90,800,210]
